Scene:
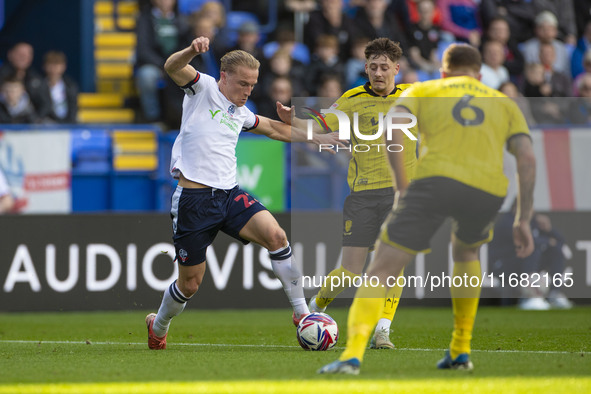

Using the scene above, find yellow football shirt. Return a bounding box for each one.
[324,83,417,192]
[394,76,530,197]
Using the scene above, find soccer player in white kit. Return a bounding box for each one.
[145,37,310,349]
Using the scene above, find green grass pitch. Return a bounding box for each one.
[0,306,590,393]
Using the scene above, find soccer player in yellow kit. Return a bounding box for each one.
[318,43,536,374]
[293,38,418,349]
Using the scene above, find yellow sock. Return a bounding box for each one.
[340,297,383,362]
[449,260,481,359]
[380,268,404,321]
[316,266,360,309]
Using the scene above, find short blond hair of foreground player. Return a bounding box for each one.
[318,43,537,374]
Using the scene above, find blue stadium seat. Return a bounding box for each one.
[224,11,261,47]
[71,129,112,173]
[178,0,215,15]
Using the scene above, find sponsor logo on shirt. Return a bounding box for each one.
[208,108,240,135]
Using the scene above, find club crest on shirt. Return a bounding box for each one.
[228,104,236,115]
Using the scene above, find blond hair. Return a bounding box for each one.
[220,50,260,73]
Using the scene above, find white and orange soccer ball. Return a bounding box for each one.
[296,312,339,351]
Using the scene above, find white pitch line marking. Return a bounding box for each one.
[0,340,587,355]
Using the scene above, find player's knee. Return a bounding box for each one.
[452,246,479,262]
[267,226,287,251]
[177,277,202,297]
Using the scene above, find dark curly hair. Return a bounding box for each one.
[364,38,403,63]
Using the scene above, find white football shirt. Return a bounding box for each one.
[170,72,259,189]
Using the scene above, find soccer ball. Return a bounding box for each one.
[296,312,338,351]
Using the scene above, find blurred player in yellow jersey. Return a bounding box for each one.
[289,38,418,349]
[319,43,536,374]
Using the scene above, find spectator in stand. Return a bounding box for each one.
[0,42,52,120]
[522,63,564,124]
[225,21,267,108]
[0,168,15,214]
[352,0,408,51]
[521,11,570,76]
[304,0,356,62]
[197,1,225,31]
[256,76,292,121]
[400,68,420,83]
[305,35,345,96]
[387,0,413,33]
[570,74,591,124]
[229,21,263,59]
[571,21,591,79]
[574,0,591,38]
[0,76,40,123]
[408,0,442,81]
[534,0,576,45]
[395,56,417,82]
[406,0,443,25]
[437,0,481,46]
[573,49,591,96]
[190,14,220,75]
[578,72,591,99]
[43,51,78,124]
[480,40,510,89]
[539,42,572,97]
[480,0,536,44]
[522,63,548,98]
[317,74,344,98]
[261,49,306,97]
[498,81,536,126]
[345,37,370,89]
[484,17,524,80]
[264,29,310,65]
[194,1,228,48]
[134,0,192,123]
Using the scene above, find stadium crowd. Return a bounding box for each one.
[128,0,591,127]
[1,0,590,126]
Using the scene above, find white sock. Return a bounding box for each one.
[269,244,309,317]
[309,296,326,313]
[375,318,392,333]
[153,280,191,337]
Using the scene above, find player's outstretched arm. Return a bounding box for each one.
[275,102,346,151]
[249,114,292,142]
[164,37,209,86]
[508,134,536,258]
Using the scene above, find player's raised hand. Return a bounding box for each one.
[513,220,534,258]
[313,132,348,155]
[192,37,210,54]
[276,102,293,125]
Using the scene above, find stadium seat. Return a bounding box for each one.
[112,130,158,171]
[71,129,112,173]
[78,109,135,123]
[80,0,140,124]
[224,11,260,47]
